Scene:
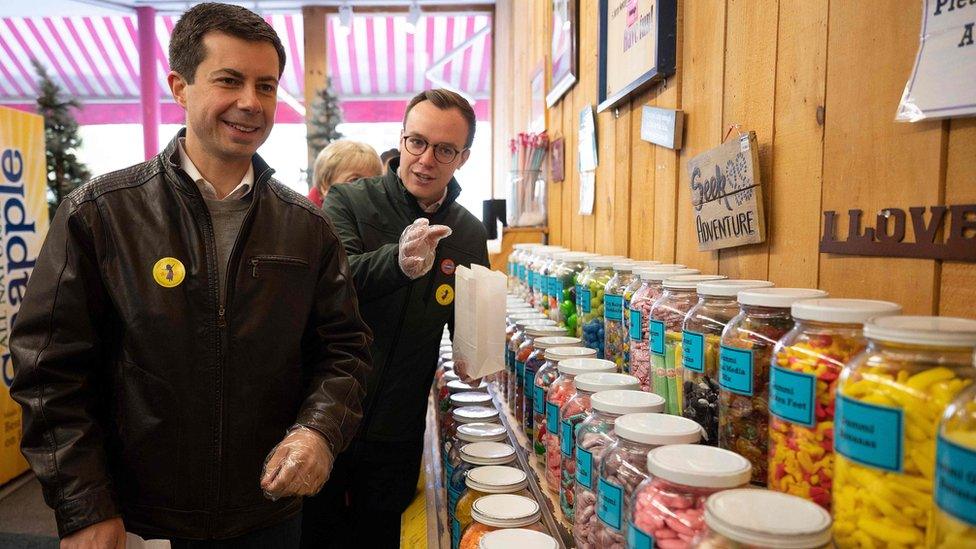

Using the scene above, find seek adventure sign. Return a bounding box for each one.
[688,131,766,252]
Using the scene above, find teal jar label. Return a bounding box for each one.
[547,400,559,434]
[450,518,461,547]
[605,294,624,322]
[835,393,903,473]
[533,383,545,415]
[576,445,593,488]
[649,319,666,355]
[597,477,623,530]
[580,287,592,314]
[627,520,654,549]
[575,284,585,309]
[528,271,537,290]
[770,364,816,427]
[719,345,753,396]
[553,278,564,297]
[518,264,527,281]
[682,330,705,373]
[544,275,555,297]
[629,309,641,340]
[560,418,574,456]
[935,434,976,526]
[515,361,525,391]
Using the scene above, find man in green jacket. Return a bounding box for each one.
[306,89,489,547]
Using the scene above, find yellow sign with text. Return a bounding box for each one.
[0,107,50,485]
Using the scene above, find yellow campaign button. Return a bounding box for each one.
[435,283,454,306]
[153,257,186,288]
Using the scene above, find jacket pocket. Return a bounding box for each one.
[249,255,309,278]
[115,360,181,506]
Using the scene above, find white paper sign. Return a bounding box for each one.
[896,0,976,121]
[578,105,598,172]
[579,170,595,216]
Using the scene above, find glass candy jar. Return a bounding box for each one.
[719,288,827,485]
[549,252,592,331]
[532,345,592,461]
[452,465,529,547]
[695,489,833,548]
[629,268,700,391]
[832,316,976,547]
[510,318,557,409]
[458,494,546,549]
[604,261,636,371]
[768,299,901,510]
[519,330,572,439]
[577,258,615,356]
[448,442,517,537]
[934,381,976,548]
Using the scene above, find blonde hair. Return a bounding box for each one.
[313,140,383,193]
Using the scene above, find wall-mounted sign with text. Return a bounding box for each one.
[820,205,976,261]
[687,131,766,251]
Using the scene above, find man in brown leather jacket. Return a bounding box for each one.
[9,4,370,547]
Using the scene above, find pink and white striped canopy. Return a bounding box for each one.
[0,12,491,124]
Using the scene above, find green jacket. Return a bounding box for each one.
[322,159,489,442]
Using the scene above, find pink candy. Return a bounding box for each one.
[629,477,715,549]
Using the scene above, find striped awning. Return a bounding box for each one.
[0,12,491,124]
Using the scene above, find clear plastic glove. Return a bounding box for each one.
[260,426,334,500]
[398,218,453,279]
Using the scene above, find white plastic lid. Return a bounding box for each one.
[442,360,455,370]
[534,335,579,349]
[558,252,591,263]
[646,444,752,488]
[440,343,453,351]
[515,318,557,329]
[447,379,488,393]
[465,465,529,493]
[642,268,700,281]
[864,316,976,347]
[509,312,547,322]
[574,372,640,393]
[442,370,460,383]
[512,243,540,250]
[557,358,617,376]
[697,279,774,297]
[457,422,509,443]
[614,413,703,445]
[587,258,614,268]
[544,345,593,361]
[525,325,569,338]
[507,306,536,314]
[460,442,517,466]
[792,298,902,324]
[452,406,500,424]
[662,274,727,290]
[591,390,665,414]
[479,529,558,549]
[704,489,833,548]
[470,494,541,528]
[737,288,829,308]
[631,260,662,267]
[646,263,686,270]
[450,392,493,408]
[613,261,636,272]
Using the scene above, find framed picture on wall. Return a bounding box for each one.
[530,63,546,133]
[597,0,677,112]
[547,0,578,108]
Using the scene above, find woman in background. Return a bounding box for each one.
[308,140,383,207]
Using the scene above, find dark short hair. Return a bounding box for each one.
[169,2,286,83]
[403,89,477,149]
[380,148,399,165]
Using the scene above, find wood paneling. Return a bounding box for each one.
[493,0,973,318]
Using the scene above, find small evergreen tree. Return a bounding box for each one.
[306,78,343,176]
[32,58,90,219]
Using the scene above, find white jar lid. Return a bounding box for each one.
[558,252,591,263]
[509,312,546,322]
[614,413,703,445]
[612,261,636,271]
[465,465,529,493]
[533,336,579,350]
[697,279,774,297]
[525,325,569,338]
[631,260,662,267]
[507,306,536,314]
[864,315,976,347]
[642,268,700,281]
[450,392,493,408]
[453,406,499,424]
[512,243,540,250]
[646,444,752,488]
[470,494,541,528]
[646,263,686,270]
[586,257,614,268]
[704,489,833,548]
[439,343,453,351]
[460,442,516,466]
[574,372,640,393]
[447,379,488,393]
[557,358,617,376]
[457,422,509,443]
[591,390,665,414]
[792,298,902,324]
[662,274,727,290]
[442,371,460,383]
[543,345,592,361]
[515,318,556,329]
[442,360,455,370]
[737,288,829,308]
[479,529,557,549]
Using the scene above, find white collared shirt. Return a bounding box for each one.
[419,188,449,213]
[178,138,254,201]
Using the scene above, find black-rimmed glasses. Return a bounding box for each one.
[402,135,465,164]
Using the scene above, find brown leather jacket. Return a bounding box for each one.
[9,132,371,539]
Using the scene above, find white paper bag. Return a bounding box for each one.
[453,265,506,380]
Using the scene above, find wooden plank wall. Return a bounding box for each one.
[493,0,974,317]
